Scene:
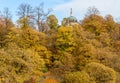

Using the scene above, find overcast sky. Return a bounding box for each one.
[0,0,120,24]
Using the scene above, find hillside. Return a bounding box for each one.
[0,4,120,83]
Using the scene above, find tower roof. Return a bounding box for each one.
[68,16,77,22]
[67,8,77,22]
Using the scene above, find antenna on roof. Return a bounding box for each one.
[70,8,72,16]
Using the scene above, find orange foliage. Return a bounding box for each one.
[43,78,58,83]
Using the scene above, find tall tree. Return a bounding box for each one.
[0,8,14,47]
[1,8,14,29]
[17,3,33,18]
[0,16,5,28]
[105,15,115,32]
[56,26,76,52]
[17,3,34,28]
[62,18,69,26]
[81,9,105,36]
[47,14,58,29]
[86,6,100,16]
[34,3,52,31]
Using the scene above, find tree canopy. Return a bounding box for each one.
[0,4,120,83]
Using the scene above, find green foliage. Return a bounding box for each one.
[85,62,116,83]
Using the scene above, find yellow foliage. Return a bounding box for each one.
[56,26,76,52]
[85,62,116,83]
[47,14,58,29]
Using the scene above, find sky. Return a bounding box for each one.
[0,0,120,24]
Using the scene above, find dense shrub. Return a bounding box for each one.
[85,62,116,83]
[63,71,93,83]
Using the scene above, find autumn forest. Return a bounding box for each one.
[0,3,120,83]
